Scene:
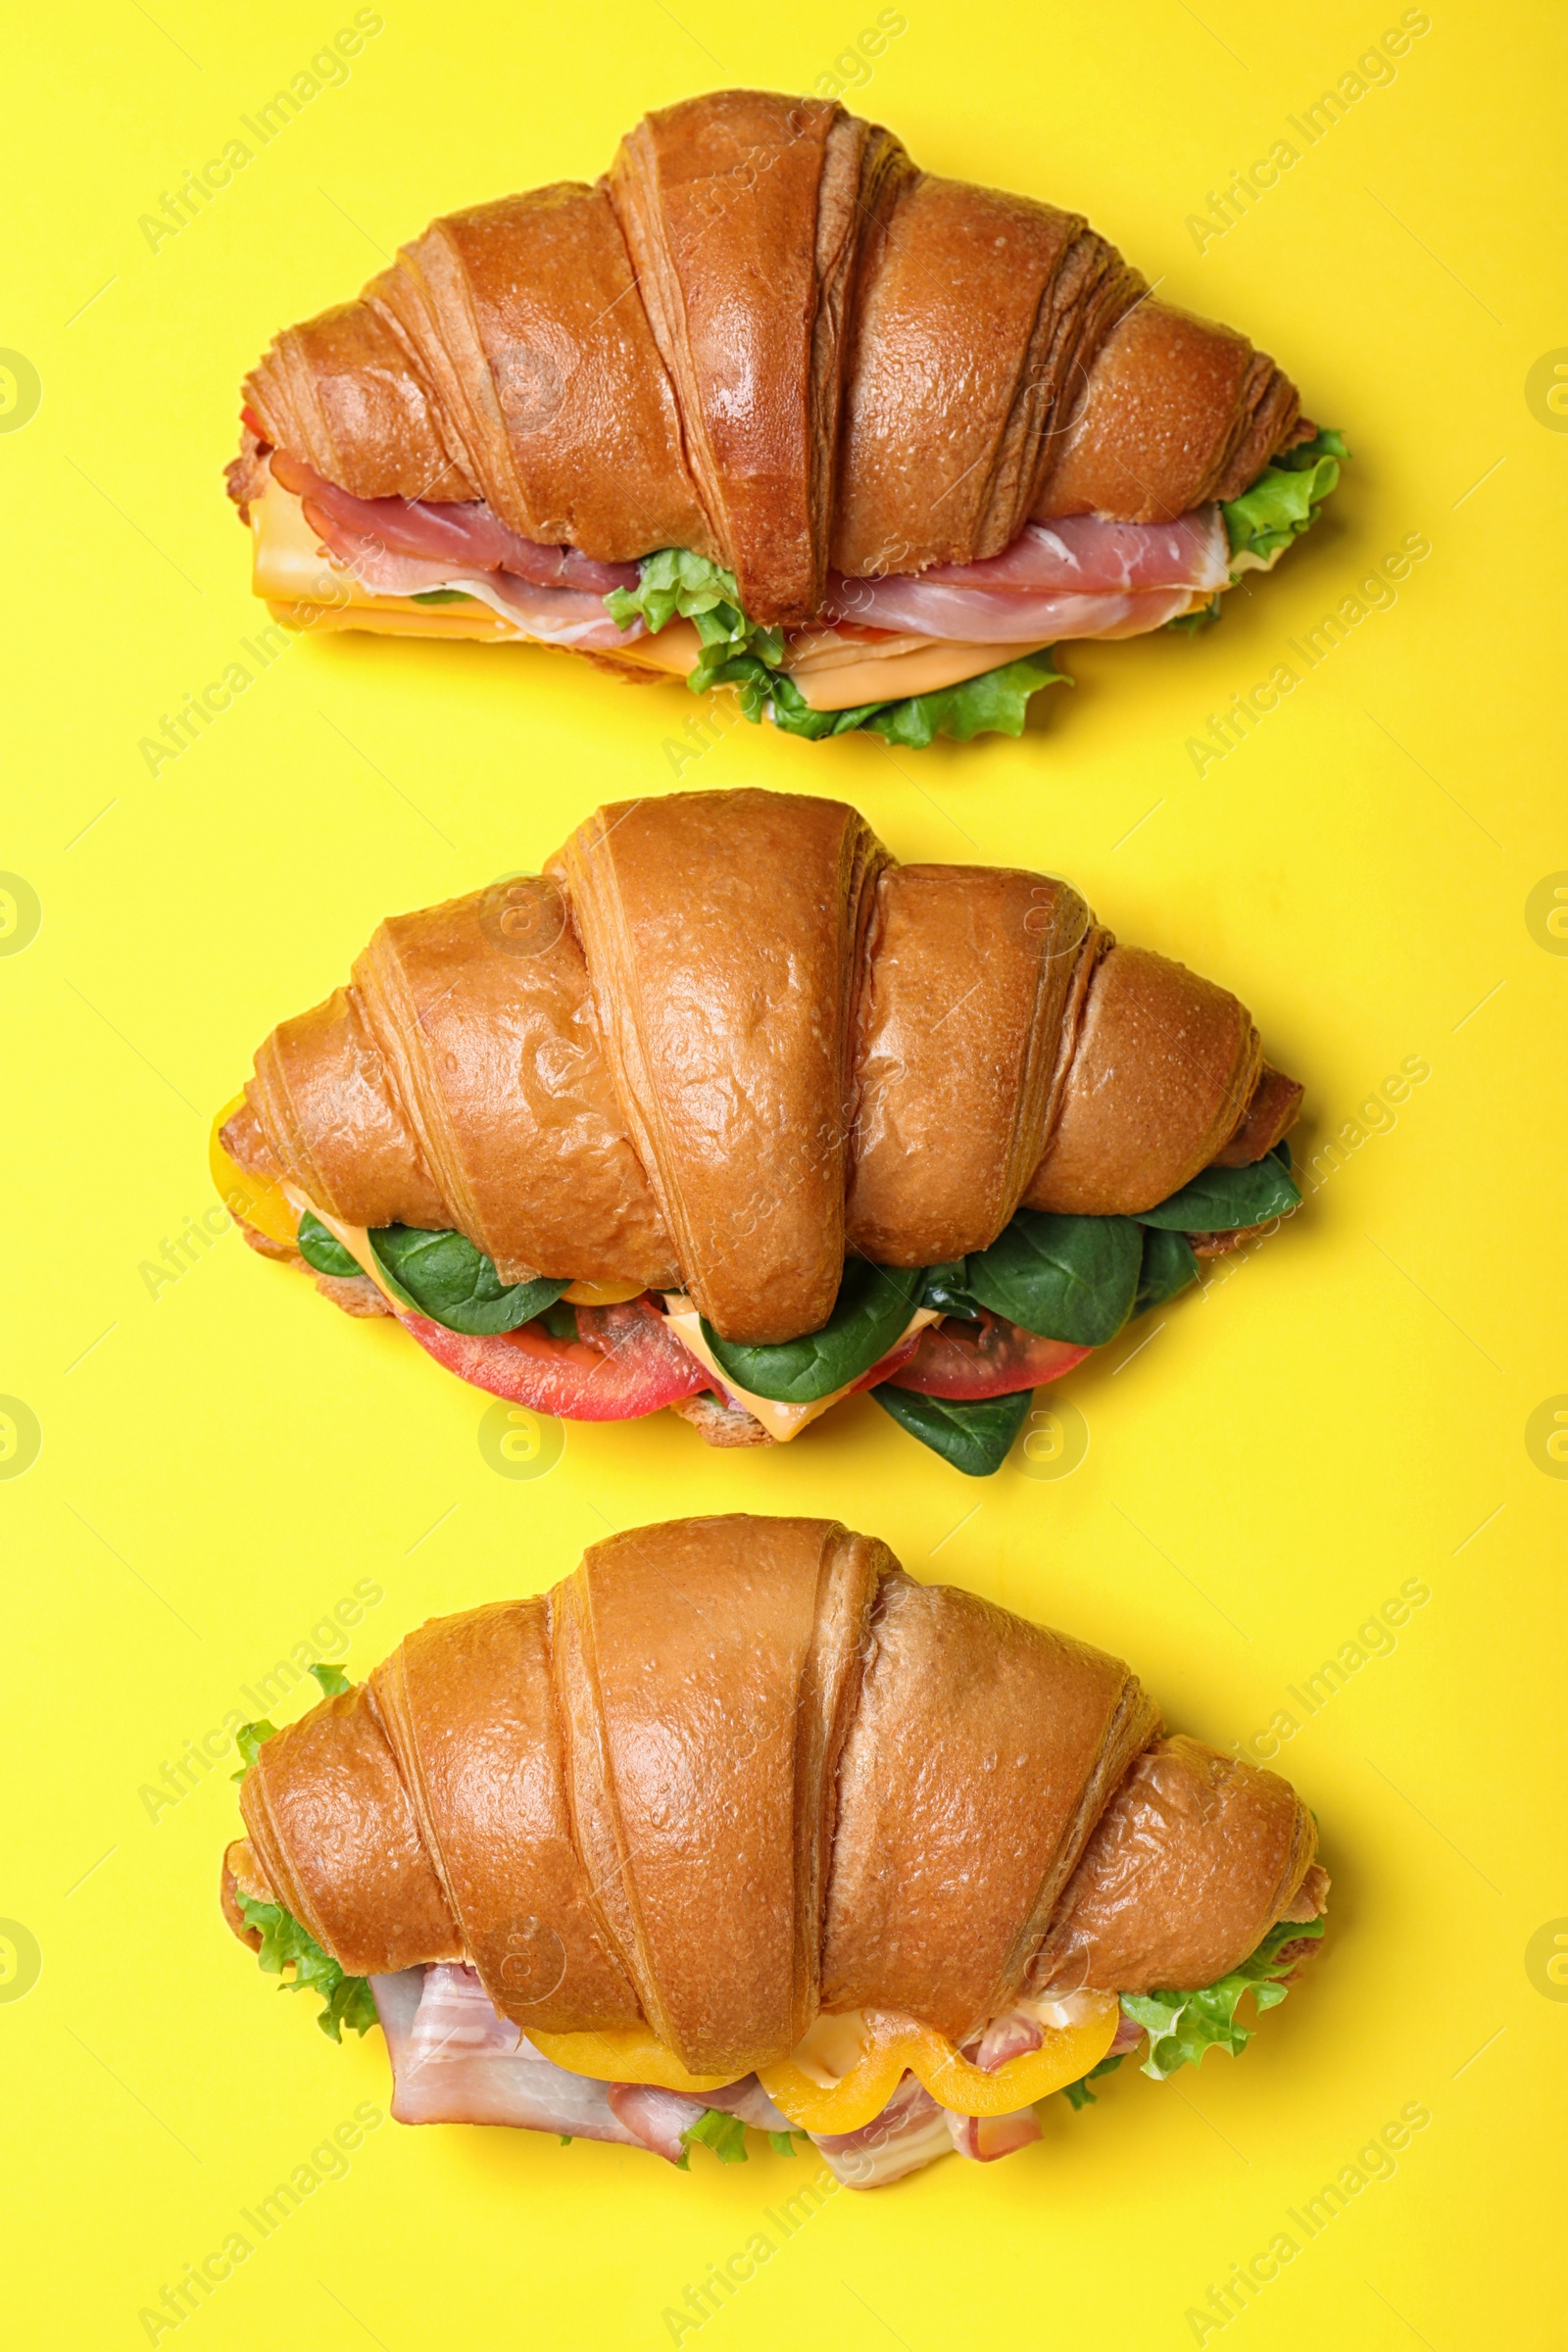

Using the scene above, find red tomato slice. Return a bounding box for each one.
[398,1297,709,1421]
[883,1310,1090,1399]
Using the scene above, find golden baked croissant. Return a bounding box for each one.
[225,89,1346,746]
[213,787,1303,1471]
[221,1514,1328,2186]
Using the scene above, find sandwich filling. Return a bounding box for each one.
[214,1107,1302,1476]
[235,428,1346,744]
[226,1844,1326,2189]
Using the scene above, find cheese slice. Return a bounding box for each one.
[661,1296,938,1444]
[785,635,1048,710]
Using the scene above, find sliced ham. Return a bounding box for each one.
[405,1963,522,2065]
[701,2075,795,2132]
[607,2082,709,2162]
[823,510,1227,644]
[811,2073,954,2189]
[371,1968,642,2143]
[304,518,642,650]
[911,512,1228,596]
[944,2106,1043,2162]
[269,450,639,594]
[819,575,1200,644]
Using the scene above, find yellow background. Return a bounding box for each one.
[4,3,1564,2344]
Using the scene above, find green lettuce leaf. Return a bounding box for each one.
[702,1260,925,1404]
[678,2108,752,2168]
[761,650,1069,746]
[1223,429,1348,569]
[296,1211,362,1280]
[310,1663,352,1696]
[1062,2052,1125,2110]
[871,1384,1033,1477]
[609,545,1068,745]
[408,587,476,605]
[1122,1914,1324,2082]
[1136,1140,1299,1234]
[604,548,785,692]
[229,1719,277,1782]
[236,1892,378,2042]
[368,1225,567,1337]
[965,1209,1144,1347]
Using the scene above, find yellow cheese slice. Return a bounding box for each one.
[209,1097,298,1250]
[785,636,1047,711]
[660,1296,938,1444]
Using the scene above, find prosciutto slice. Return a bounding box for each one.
[811,2074,953,2188]
[823,509,1227,643]
[270,451,639,593]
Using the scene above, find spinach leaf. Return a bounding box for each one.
[1062,2052,1125,2111]
[1132,1226,1200,1318]
[368,1225,567,1337]
[871,1384,1032,1477]
[296,1210,362,1280]
[965,1210,1143,1347]
[919,1260,982,1320]
[702,1261,924,1404]
[236,1891,378,2043]
[1136,1142,1299,1234]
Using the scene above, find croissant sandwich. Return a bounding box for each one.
[212,787,1303,1474]
[226,88,1347,750]
[221,1514,1328,2188]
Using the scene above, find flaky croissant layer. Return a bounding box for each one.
[222,1515,1325,2083]
[223,787,1300,1347]
[229,88,1309,630]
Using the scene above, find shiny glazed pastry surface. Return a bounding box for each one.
[224,787,1300,1346]
[224,1515,1323,2080]
[230,89,1308,624]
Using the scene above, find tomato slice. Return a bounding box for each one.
[884,1309,1090,1399]
[398,1297,709,1421]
